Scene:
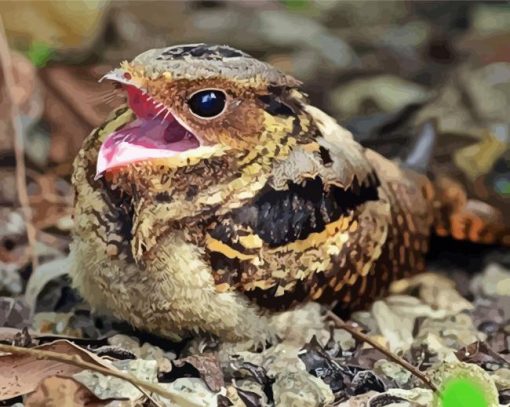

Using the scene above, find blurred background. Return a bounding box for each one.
[0,0,509,302]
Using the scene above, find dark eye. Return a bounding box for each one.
[188,89,226,118]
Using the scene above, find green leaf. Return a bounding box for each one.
[280,0,310,11]
[26,42,54,68]
[440,377,489,407]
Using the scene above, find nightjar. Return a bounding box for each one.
[70,44,509,342]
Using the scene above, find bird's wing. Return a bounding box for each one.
[205,106,395,310]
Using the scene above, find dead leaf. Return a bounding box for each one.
[235,379,269,407]
[174,353,224,392]
[455,341,510,371]
[107,334,174,373]
[381,388,433,406]
[371,296,447,352]
[350,370,386,396]
[157,378,221,407]
[331,75,429,119]
[336,391,379,406]
[349,348,390,371]
[268,302,329,346]
[298,335,351,394]
[24,257,69,313]
[415,313,483,351]
[0,297,31,328]
[25,376,108,407]
[471,263,510,297]
[73,359,157,401]
[390,272,473,314]
[373,359,412,388]
[492,367,510,391]
[0,340,112,400]
[272,369,335,407]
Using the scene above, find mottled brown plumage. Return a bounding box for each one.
[70,44,508,342]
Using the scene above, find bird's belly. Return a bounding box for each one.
[69,231,271,342]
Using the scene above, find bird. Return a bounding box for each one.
[70,43,509,343]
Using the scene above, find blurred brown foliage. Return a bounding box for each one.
[0,2,509,405]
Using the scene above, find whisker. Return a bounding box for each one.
[88,90,125,106]
[86,91,112,104]
[155,106,167,118]
[91,88,115,97]
[162,110,172,122]
[103,94,122,104]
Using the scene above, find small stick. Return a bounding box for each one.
[0,343,198,405]
[0,17,38,272]
[327,311,438,392]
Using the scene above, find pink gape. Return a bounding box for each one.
[96,85,200,177]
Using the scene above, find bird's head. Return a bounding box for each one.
[96,44,309,180]
[85,44,337,260]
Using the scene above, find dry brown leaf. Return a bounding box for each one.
[0,340,112,400]
[25,376,108,407]
[175,353,224,392]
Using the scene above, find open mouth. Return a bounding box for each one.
[96,84,201,177]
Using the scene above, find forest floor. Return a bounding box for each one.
[0,2,509,406]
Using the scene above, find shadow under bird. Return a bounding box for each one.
[70,44,509,342]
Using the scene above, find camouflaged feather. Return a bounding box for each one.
[70,44,481,342]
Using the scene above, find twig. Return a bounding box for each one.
[0,16,38,272]
[0,343,196,405]
[327,311,438,392]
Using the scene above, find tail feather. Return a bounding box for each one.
[432,175,510,246]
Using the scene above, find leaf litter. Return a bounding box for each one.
[0,2,509,406]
